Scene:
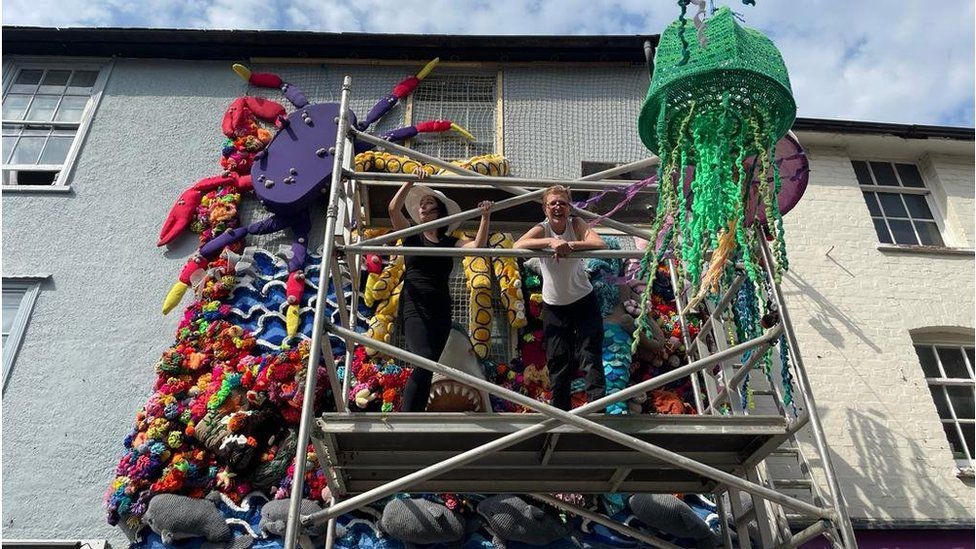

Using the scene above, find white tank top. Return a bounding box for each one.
[539,217,593,306]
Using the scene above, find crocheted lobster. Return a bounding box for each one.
[159,59,473,337]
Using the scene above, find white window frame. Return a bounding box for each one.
[3,277,45,392]
[404,67,502,160]
[2,57,112,188]
[913,338,975,472]
[851,159,947,247]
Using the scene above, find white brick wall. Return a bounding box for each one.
[783,141,975,524]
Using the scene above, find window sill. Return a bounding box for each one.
[1,185,74,195]
[876,243,975,257]
[1,184,75,195]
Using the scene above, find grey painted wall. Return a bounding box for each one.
[2,55,973,545]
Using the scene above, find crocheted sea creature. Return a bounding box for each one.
[477,495,571,546]
[380,498,466,545]
[259,498,328,537]
[635,6,797,336]
[141,493,232,544]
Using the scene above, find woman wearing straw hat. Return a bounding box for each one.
[389,172,493,412]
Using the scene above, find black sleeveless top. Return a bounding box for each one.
[400,233,458,320]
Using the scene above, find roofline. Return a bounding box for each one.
[4,26,973,140]
[793,118,974,141]
[1,26,657,63]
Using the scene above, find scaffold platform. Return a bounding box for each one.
[316,413,792,494]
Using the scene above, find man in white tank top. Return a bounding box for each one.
[514,185,607,411]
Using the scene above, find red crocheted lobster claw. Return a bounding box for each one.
[157,173,253,246]
[221,96,285,138]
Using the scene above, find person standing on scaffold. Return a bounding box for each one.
[389,170,493,412]
[514,185,607,411]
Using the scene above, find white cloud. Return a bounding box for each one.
[2,0,972,125]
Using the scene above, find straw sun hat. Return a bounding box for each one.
[404,184,463,234]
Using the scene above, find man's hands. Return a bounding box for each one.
[478,200,493,218]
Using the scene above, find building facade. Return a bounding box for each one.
[2,28,973,547]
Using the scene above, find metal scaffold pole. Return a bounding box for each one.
[283,75,353,549]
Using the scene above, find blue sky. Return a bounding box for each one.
[3,0,973,126]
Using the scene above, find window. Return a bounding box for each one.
[2,279,43,391]
[2,62,108,186]
[408,70,498,160]
[914,341,975,469]
[852,160,944,246]
[581,161,659,225]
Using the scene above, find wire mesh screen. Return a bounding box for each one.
[502,66,650,179]
[409,70,497,160]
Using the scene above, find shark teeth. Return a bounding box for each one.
[427,381,484,412]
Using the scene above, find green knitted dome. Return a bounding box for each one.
[638,6,796,157]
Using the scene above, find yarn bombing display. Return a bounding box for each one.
[111,16,811,542]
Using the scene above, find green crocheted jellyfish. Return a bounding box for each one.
[638,6,795,295]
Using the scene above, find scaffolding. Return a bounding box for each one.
[279,76,858,549]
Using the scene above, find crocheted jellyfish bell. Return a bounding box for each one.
[638,6,797,288]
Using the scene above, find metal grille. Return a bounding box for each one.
[409,71,496,160]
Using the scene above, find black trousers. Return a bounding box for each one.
[400,314,452,412]
[542,291,606,411]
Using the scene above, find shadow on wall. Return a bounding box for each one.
[783,270,882,353]
[806,406,971,523]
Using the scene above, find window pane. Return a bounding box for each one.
[862,192,882,216]
[938,347,971,379]
[2,290,22,333]
[41,70,71,86]
[25,95,60,121]
[2,95,31,120]
[15,69,43,85]
[869,162,898,186]
[11,136,46,164]
[896,164,926,188]
[872,219,892,243]
[947,386,975,419]
[962,423,975,459]
[851,161,873,185]
[914,221,944,246]
[903,194,934,219]
[967,348,975,372]
[943,423,967,459]
[69,70,99,88]
[929,386,952,418]
[916,345,942,377]
[38,135,73,165]
[888,219,918,245]
[877,192,908,217]
[53,96,87,122]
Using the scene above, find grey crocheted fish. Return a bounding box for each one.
[142,493,231,544]
[380,498,465,545]
[629,494,719,549]
[259,498,330,537]
[477,495,570,546]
